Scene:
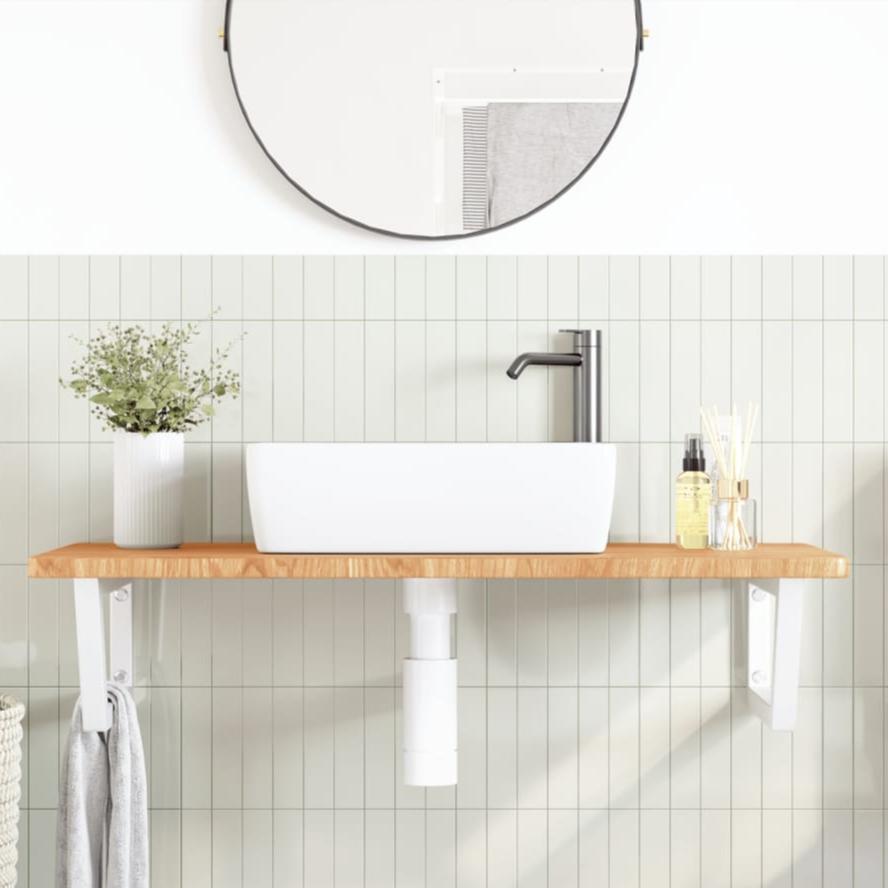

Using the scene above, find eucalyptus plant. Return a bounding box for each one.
[61,322,240,434]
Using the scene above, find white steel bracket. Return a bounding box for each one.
[747,578,804,731]
[73,578,133,732]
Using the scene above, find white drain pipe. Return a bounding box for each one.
[402,578,458,786]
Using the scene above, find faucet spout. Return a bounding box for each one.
[506,330,602,443]
[506,352,581,379]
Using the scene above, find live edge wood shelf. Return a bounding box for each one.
[28,542,848,581]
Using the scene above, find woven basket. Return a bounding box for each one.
[0,696,24,888]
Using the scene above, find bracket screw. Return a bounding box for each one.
[751,670,767,685]
[113,669,128,683]
[751,588,766,603]
[113,588,129,602]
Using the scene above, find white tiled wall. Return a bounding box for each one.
[0,255,883,887]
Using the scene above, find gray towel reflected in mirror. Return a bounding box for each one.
[463,102,623,230]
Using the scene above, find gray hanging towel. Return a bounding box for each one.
[56,683,148,888]
[463,102,623,230]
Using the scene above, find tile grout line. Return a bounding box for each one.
[545,261,550,888]
[240,257,245,888]
[730,255,735,888]
[1,314,852,322]
[19,681,882,690]
[393,256,399,884]
[302,573,306,888]
[363,259,367,888]
[881,250,888,885]
[575,259,581,888]
[851,256,856,887]
[676,256,684,888]
[820,255,825,886]
[790,257,795,888]
[881,254,886,888]
[269,260,277,882]
[26,255,32,879]
[391,266,398,883]
[606,255,611,888]
[26,805,888,813]
[332,261,338,888]
[179,257,185,888]
[54,257,62,853]
[5,438,885,447]
[637,256,644,886]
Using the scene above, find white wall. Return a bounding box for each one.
[1,2,887,253]
[1,254,883,886]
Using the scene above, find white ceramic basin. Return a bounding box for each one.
[246,443,616,553]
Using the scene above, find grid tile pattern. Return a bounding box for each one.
[0,255,883,887]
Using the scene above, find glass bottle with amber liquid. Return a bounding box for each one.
[675,433,711,549]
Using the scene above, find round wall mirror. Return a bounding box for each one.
[224,0,642,239]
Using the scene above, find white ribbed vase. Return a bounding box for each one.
[113,432,184,549]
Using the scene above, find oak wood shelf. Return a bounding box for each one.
[28,542,849,581]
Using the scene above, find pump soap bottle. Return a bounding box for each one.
[675,433,711,549]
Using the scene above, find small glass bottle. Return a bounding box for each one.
[711,480,757,550]
[675,433,711,549]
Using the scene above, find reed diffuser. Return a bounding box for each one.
[700,403,759,551]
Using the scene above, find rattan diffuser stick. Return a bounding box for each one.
[700,402,759,551]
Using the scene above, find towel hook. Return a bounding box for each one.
[73,578,133,732]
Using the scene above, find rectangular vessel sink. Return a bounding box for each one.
[246,443,616,553]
